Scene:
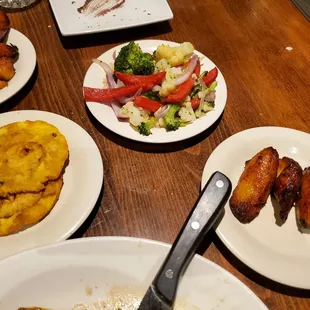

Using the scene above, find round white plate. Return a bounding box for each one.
[0,236,267,310]
[0,110,103,259]
[84,40,227,143]
[0,28,36,104]
[202,126,310,289]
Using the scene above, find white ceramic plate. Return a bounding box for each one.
[0,28,36,104]
[49,0,173,36]
[0,110,103,259]
[201,126,310,289]
[84,40,227,144]
[0,236,267,310]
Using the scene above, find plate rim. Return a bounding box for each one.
[84,39,227,144]
[0,235,267,309]
[48,0,173,36]
[0,110,104,258]
[201,125,310,289]
[0,28,37,104]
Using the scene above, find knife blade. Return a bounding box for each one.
[138,171,231,310]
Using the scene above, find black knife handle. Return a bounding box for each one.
[153,171,231,306]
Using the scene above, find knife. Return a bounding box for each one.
[138,171,231,310]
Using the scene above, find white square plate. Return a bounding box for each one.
[49,0,173,36]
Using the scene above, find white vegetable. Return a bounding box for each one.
[120,101,150,126]
[179,101,196,122]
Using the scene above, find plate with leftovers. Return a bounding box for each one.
[0,236,267,310]
[83,40,227,143]
[0,11,36,104]
[49,0,173,36]
[0,110,103,259]
[201,126,310,289]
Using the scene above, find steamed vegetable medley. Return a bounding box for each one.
[84,41,219,136]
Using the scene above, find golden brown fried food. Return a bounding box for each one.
[295,168,310,229]
[0,121,69,196]
[273,157,302,222]
[0,11,10,41]
[229,147,279,223]
[0,178,63,236]
[0,56,15,81]
[0,191,42,218]
[0,43,18,59]
[0,79,7,89]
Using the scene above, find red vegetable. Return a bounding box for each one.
[135,96,162,112]
[84,84,153,102]
[165,78,196,103]
[202,67,218,86]
[190,98,200,110]
[114,71,166,86]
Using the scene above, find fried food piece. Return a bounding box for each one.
[0,43,18,59]
[0,80,7,89]
[229,147,279,223]
[295,168,310,229]
[0,121,69,196]
[0,178,63,236]
[0,191,42,218]
[0,11,10,41]
[273,157,302,221]
[0,56,15,80]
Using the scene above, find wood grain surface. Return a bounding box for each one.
[2,0,310,309]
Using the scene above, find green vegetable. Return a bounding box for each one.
[142,90,160,101]
[114,42,155,75]
[208,81,218,91]
[163,104,181,131]
[190,85,201,99]
[138,117,157,136]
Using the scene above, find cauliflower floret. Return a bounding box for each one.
[159,68,177,97]
[155,58,171,72]
[179,101,196,122]
[155,42,194,67]
[120,101,150,126]
[158,117,166,128]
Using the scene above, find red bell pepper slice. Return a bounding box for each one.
[190,98,200,110]
[134,96,162,112]
[84,84,153,102]
[202,67,218,86]
[165,78,196,103]
[114,71,166,86]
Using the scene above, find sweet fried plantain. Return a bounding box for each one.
[295,168,310,229]
[0,80,7,89]
[273,157,302,221]
[229,147,279,223]
[0,178,63,236]
[0,56,15,81]
[0,11,10,41]
[0,43,18,59]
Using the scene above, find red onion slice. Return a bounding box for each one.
[205,91,216,102]
[152,85,161,92]
[92,58,117,88]
[112,50,117,60]
[118,87,143,104]
[154,104,169,119]
[110,100,128,119]
[175,54,198,86]
[116,79,125,87]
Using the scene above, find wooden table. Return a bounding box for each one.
[4,0,310,309]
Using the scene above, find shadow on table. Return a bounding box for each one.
[0,64,38,113]
[69,181,104,239]
[213,233,310,297]
[57,20,172,50]
[86,107,223,153]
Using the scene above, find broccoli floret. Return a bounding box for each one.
[114,42,155,75]
[142,90,160,101]
[163,104,181,131]
[138,117,157,136]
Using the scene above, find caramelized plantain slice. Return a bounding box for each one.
[0,43,18,59]
[0,11,10,41]
[295,168,310,229]
[229,147,279,223]
[273,157,302,222]
[0,56,15,81]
